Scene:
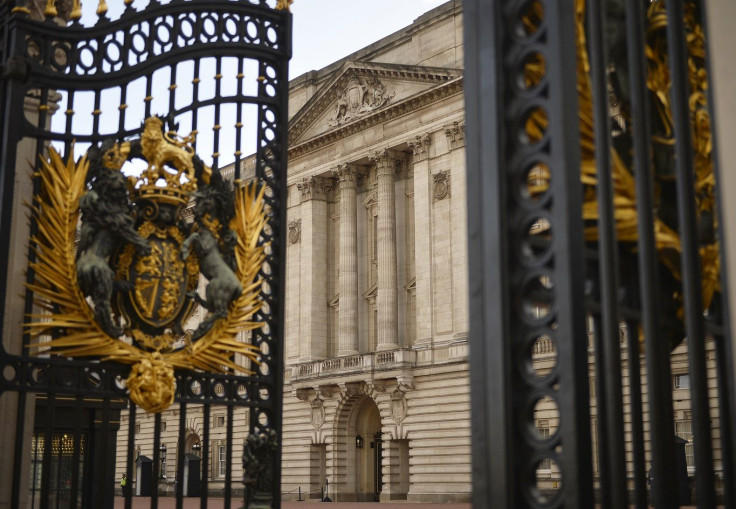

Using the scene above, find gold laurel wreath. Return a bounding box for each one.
[25,147,268,413]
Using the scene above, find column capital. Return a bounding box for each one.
[331,163,362,186]
[444,120,466,150]
[297,175,333,202]
[407,133,432,162]
[369,148,405,175]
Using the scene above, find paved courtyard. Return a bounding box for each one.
[114,498,472,509]
[114,498,716,509]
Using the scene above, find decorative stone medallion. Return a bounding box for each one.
[310,398,326,429]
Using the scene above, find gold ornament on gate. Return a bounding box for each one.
[25,115,268,413]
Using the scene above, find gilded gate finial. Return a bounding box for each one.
[275,0,292,11]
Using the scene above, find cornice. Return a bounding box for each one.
[289,76,463,161]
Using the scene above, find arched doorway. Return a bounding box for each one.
[181,431,202,497]
[335,395,382,502]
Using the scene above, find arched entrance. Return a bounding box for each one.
[335,395,382,502]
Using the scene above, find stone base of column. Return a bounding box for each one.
[338,349,359,357]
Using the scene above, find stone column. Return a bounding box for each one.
[332,163,360,356]
[445,121,469,339]
[370,149,402,351]
[407,134,432,349]
[296,176,333,361]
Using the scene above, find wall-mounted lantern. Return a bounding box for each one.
[356,434,364,449]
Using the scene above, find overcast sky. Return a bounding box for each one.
[63,0,449,162]
[289,0,449,79]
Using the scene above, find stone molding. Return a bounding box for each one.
[444,120,465,150]
[297,175,333,202]
[288,218,301,244]
[337,381,362,400]
[396,374,415,392]
[433,170,451,202]
[365,379,386,399]
[408,133,432,162]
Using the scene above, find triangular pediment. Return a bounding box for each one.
[289,61,462,147]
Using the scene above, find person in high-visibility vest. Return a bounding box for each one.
[120,473,129,496]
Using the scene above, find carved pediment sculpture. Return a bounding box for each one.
[328,73,395,127]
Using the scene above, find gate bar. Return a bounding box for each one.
[126,403,137,509]
[225,403,234,508]
[625,319,647,509]
[153,412,162,509]
[665,0,717,505]
[586,0,628,505]
[70,395,84,509]
[176,402,187,508]
[201,403,210,508]
[622,0,679,506]
[464,0,515,504]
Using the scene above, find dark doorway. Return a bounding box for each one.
[371,431,383,501]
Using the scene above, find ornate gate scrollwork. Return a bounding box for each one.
[1,0,290,507]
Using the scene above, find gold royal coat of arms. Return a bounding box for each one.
[25,115,268,413]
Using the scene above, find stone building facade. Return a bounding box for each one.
[113,0,726,503]
[281,1,470,502]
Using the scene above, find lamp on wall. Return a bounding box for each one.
[160,443,167,479]
[192,442,201,457]
[355,434,364,449]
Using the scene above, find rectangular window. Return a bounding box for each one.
[675,420,694,468]
[218,445,227,477]
[134,423,141,435]
[161,422,166,432]
[675,374,690,389]
[214,415,225,428]
[536,420,551,472]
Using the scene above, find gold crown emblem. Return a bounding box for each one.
[128,116,210,207]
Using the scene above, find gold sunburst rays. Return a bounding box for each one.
[25,146,269,413]
[26,147,145,363]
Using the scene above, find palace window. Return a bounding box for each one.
[674,373,690,390]
[674,416,694,468]
[217,444,227,477]
[536,420,552,473]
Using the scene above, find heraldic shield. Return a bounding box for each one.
[114,200,199,339]
[25,115,268,413]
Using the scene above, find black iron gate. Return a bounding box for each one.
[465,0,736,508]
[0,1,290,507]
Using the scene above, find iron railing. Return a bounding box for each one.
[0,1,290,507]
[465,0,736,508]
